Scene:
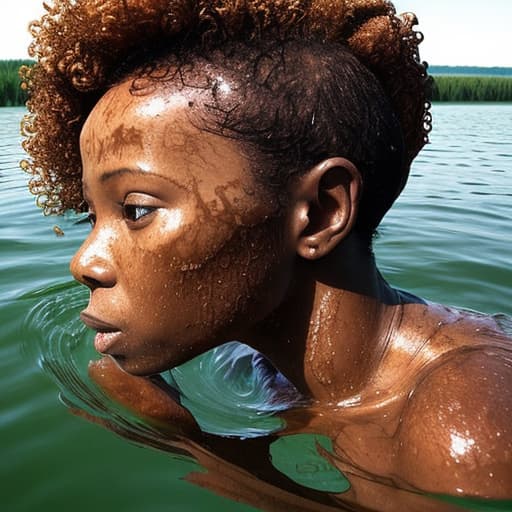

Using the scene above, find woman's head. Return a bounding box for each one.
[73,80,297,374]
[22,0,431,237]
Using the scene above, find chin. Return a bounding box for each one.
[112,354,172,377]
[110,337,223,376]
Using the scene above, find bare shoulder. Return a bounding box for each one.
[395,345,512,498]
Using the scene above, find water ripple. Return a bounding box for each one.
[23,281,302,443]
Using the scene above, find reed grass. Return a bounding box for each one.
[1,61,512,106]
[0,60,32,107]
[432,75,512,102]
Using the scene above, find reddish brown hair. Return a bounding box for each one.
[21,0,431,230]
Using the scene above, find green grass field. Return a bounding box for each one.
[431,75,512,102]
[0,60,32,107]
[1,60,511,106]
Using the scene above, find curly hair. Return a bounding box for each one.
[21,0,431,234]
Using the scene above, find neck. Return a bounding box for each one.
[247,236,401,403]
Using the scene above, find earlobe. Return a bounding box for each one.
[290,157,362,260]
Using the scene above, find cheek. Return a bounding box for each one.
[123,215,292,340]
[183,218,293,331]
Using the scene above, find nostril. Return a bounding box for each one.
[70,255,116,289]
[82,275,104,289]
[82,265,116,289]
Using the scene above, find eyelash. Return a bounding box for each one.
[122,204,156,223]
[86,205,156,228]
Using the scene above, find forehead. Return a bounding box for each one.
[81,81,202,158]
[79,81,253,190]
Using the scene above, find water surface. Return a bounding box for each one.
[1,104,511,511]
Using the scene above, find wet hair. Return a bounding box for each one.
[21,0,431,236]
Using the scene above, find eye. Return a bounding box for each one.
[122,204,156,223]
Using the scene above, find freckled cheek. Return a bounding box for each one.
[114,214,288,341]
[114,230,203,312]
[150,217,236,269]
[117,233,236,319]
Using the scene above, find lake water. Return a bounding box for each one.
[1,104,511,511]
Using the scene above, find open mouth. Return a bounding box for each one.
[80,311,120,332]
[80,311,123,354]
[93,331,123,353]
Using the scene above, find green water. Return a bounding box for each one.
[1,104,511,511]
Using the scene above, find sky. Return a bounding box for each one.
[1,0,511,67]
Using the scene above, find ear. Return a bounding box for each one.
[288,157,362,260]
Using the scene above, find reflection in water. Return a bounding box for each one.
[270,434,350,493]
[166,341,304,438]
[24,282,512,512]
[24,282,123,422]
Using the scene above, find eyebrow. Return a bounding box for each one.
[83,168,169,201]
[83,167,187,199]
[99,167,162,183]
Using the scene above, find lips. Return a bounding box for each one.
[93,331,122,353]
[80,311,119,332]
[80,311,122,353]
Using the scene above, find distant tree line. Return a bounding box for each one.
[431,75,512,102]
[1,60,512,106]
[429,65,512,78]
[0,60,32,107]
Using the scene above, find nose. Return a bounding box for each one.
[70,230,117,289]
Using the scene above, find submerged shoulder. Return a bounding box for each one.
[396,347,512,497]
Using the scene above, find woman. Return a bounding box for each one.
[22,0,511,510]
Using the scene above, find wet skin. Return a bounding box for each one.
[74,84,293,375]
[72,80,512,510]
